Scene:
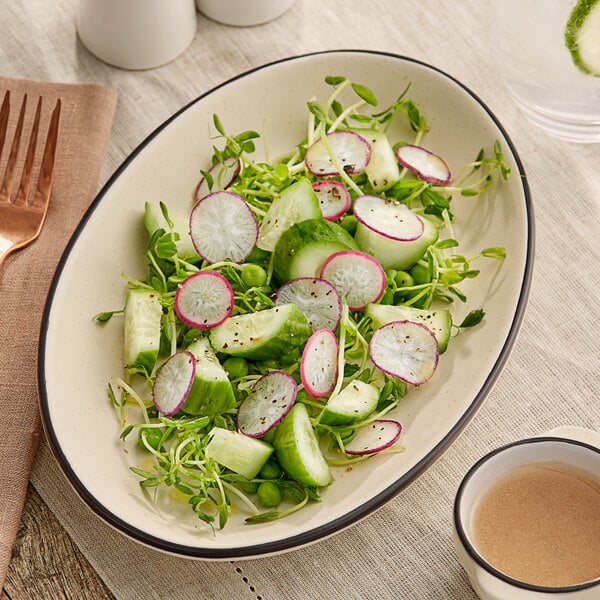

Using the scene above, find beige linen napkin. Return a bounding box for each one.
[0,77,117,586]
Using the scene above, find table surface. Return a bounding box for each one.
[2,1,600,599]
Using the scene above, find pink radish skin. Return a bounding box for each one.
[305,131,371,177]
[236,371,297,438]
[300,329,339,398]
[320,250,386,311]
[153,351,196,416]
[174,270,234,330]
[344,420,402,455]
[189,191,258,264]
[369,320,439,386]
[274,277,342,332]
[312,180,351,221]
[194,157,241,202]
[395,145,451,185]
[353,195,424,241]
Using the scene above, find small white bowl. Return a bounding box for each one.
[196,0,296,26]
[453,428,600,600]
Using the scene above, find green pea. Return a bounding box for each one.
[259,459,282,480]
[394,270,414,289]
[409,263,431,285]
[257,481,283,507]
[223,356,249,379]
[241,264,267,288]
[137,427,164,452]
[340,214,358,236]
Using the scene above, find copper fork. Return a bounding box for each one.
[0,91,61,269]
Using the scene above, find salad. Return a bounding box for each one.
[96,75,509,531]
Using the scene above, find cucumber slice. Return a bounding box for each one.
[209,303,312,365]
[144,202,199,261]
[256,177,322,252]
[565,0,600,76]
[365,303,452,353]
[205,427,273,480]
[123,288,163,372]
[320,380,379,427]
[182,337,236,416]
[351,128,400,192]
[355,213,439,270]
[273,403,333,487]
[273,218,359,283]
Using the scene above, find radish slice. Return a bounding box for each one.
[274,277,342,332]
[236,371,297,438]
[174,270,234,329]
[369,320,439,386]
[300,328,339,398]
[189,191,258,264]
[305,131,371,177]
[153,351,196,416]
[194,157,241,202]
[320,250,386,311]
[344,420,402,455]
[312,180,351,221]
[395,145,451,185]
[353,195,424,241]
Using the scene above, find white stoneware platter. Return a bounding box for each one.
[39,50,533,559]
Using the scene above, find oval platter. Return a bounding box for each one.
[38,50,534,559]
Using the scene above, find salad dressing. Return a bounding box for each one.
[472,461,600,587]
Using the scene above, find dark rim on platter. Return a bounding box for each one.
[454,437,600,592]
[37,49,535,559]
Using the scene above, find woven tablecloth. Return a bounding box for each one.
[2,1,599,598]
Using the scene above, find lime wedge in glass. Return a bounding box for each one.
[565,0,600,76]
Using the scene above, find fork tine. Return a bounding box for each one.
[0,91,10,161]
[15,96,42,206]
[32,98,62,212]
[0,93,27,202]
[0,94,62,270]
[31,98,61,210]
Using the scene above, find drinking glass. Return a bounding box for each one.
[491,0,600,143]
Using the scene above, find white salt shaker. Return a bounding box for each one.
[76,0,197,70]
[196,0,297,26]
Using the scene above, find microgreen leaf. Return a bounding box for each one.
[435,238,459,250]
[213,113,226,136]
[325,75,347,86]
[459,309,485,328]
[93,310,122,323]
[307,100,328,122]
[351,82,378,106]
[482,247,507,259]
